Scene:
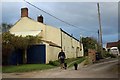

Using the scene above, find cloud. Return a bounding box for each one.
[2,2,118,46]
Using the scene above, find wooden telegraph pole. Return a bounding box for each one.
[97,3,103,56]
[98,29,99,43]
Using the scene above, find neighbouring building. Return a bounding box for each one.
[106,40,120,56]
[9,7,84,64]
[106,40,120,51]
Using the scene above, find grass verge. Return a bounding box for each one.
[0,66,2,72]
[48,57,84,67]
[68,57,85,68]
[2,64,55,73]
[3,57,85,73]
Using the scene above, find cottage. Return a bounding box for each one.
[9,7,84,64]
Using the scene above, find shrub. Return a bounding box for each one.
[84,56,90,65]
[103,50,111,58]
[104,52,117,58]
[49,61,59,66]
[109,54,117,58]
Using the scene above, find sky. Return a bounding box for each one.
[1,1,118,48]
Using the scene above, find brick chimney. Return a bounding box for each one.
[21,8,28,17]
[37,15,43,23]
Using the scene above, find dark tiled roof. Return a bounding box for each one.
[106,40,120,48]
[60,28,79,42]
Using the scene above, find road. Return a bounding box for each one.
[2,58,119,78]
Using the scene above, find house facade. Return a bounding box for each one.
[9,7,84,64]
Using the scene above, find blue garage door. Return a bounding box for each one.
[27,44,46,64]
[8,49,23,65]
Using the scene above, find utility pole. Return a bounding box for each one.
[97,3,103,56]
[79,35,82,50]
[80,34,82,43]
[80,34,84,56]
[98,29,99,43]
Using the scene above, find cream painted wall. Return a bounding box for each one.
[9,17,46,37]
[38,24,46,39]
[9,16,84,64]
[80,44,84,56]
[61,32,72,58]
[44,26,84,63]
[45,25,61,46]
[10,17,42,32]
[72,39,78,58]
[46,45,61,63]
[61,31,84,59]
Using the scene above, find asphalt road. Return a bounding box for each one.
[2,58,119,78]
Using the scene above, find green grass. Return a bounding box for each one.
[0,66,2,72]
[3,57,85,73]
[2,64,55,73]
[65,58,79,63]
[48,57,84,67]
[68,57,85,68]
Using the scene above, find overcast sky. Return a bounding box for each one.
[1,2,118,47]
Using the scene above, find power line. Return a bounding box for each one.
[23,0,97,33]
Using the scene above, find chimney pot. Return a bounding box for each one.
[37,15,43,23]
[21,8,28,17]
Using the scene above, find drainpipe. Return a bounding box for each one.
[60,28,62,49]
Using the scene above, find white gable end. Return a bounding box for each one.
[9,17,46,36]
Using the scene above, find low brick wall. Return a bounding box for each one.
[88,49,96,63]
